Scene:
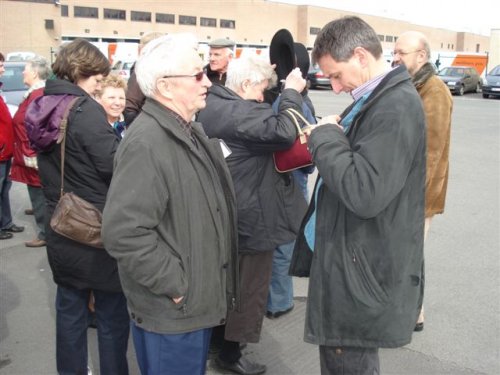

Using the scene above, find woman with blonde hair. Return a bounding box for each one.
[96,74,127,137]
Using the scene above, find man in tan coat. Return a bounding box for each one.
[393,31,453,331]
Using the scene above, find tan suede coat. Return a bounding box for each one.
[414,65,453,217]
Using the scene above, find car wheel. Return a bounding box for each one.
[482,93,489,99]
[457,85,465,96]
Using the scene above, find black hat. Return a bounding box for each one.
[269,29,295,83]
[294,42,310,79]
[270,29,311,88]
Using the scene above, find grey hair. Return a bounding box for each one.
[225,56,277,92]
[135,33,199,98]
[26,55,51,80]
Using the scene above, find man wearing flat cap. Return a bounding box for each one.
[205,38,235,85]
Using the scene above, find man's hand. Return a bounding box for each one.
[317,115,342,128]
[303,115,343,136]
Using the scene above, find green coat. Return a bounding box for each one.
[290,66,426,348]
[102,98,238,334]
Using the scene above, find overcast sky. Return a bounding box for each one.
[272,0,498,36]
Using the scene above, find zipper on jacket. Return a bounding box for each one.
[352,251,357,263]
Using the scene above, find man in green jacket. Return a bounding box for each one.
[102,34,238,375]
[290,16,426,374]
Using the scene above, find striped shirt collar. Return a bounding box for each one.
[351,66,396,101]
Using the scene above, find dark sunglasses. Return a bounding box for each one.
[163,71,205,82]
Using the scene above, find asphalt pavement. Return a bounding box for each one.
[1,91,499,374]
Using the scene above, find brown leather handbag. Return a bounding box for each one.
[50,97,104,249]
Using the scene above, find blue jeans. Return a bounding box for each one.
[56,285,130,375]
[0,160,13,230]
[27,185,46,240]
[267,241,295,313]
[132,323,212,375]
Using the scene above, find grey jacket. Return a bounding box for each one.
[290,66,426,348]
[102,98,238,334]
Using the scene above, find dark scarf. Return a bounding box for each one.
[412,62,436,89]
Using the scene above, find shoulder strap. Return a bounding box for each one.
[58,96,81,198]
[286,108,312,128]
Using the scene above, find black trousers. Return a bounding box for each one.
[319,346,379,375]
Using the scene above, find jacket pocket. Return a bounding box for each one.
[343,245,389,308]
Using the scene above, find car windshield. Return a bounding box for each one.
[1,65,27,91]
[438,67,464,77]
[488,65,500,76]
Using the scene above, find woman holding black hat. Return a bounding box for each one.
[198,56,307,375]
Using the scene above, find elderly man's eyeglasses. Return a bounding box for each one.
[163,71,205,81]
[391,50,423,57]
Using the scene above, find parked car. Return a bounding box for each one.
[306,65,331,89]
[111,60,134,81]
[1,61,28,106]
[482,65,500,99]
[437,66,482,96]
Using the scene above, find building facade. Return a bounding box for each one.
[0,0,493,66]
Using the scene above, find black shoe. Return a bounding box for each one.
[4,225,24,233]
[265,305,294,319]
[414,322,424,332]
[215,356,266,375]
[0,231,13,240]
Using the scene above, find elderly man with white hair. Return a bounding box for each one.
[102,34,239,374]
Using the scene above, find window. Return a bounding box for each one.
[310,27,321,35]
[45,19,54,29]
[385,35,393,42]
[179,15,196,25]
[131,10,151,22]
[74,6,98,18]
[476,43,480,53]
[156,13,175,24]
[200,17,216,27]
[378,34,384,42]
[220,19,235,29]
[104,8,126,20]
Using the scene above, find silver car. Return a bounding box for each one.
[1,61,28,106]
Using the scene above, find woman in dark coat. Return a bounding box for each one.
[24,39,129,375]
[198,56,308,374]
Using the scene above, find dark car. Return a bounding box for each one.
[306,65,331,89]
[482,65,500,99]
[437,66,482,96]
[1,61,28,106]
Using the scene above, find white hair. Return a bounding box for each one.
[136,33,199,98]
[225,55,277,92]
